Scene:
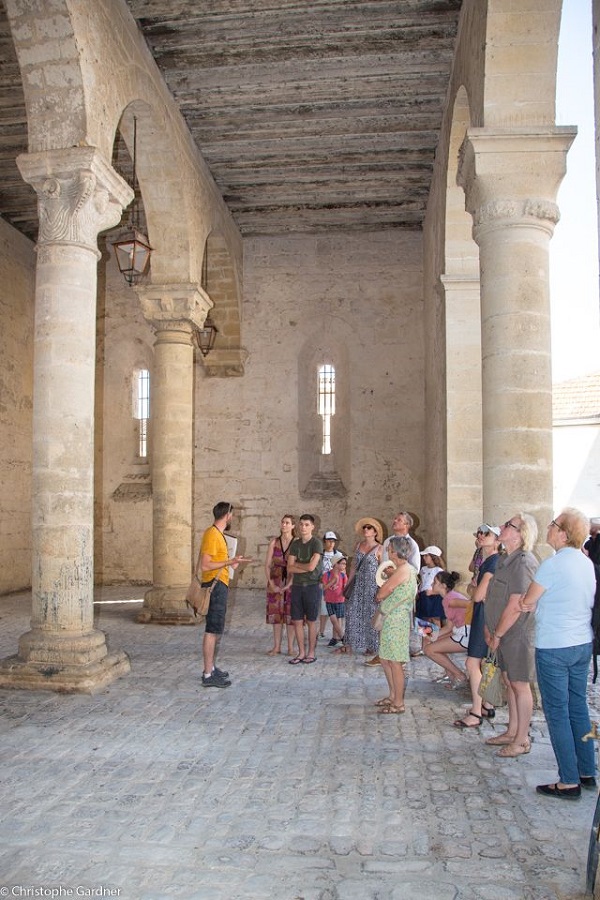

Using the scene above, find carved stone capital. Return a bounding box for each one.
[457,126,576,238]
[473,198,560,227]
[16,147,132,254]
[136,283,212,332]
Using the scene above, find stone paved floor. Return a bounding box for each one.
[0,585,599,900]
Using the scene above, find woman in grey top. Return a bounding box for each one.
[486,513,539,758]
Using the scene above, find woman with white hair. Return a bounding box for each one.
[485,513,539,757]
[374,535,417,714]
[518,509,596,800]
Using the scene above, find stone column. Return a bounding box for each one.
[457,127,576,537]
[136,285,211,624]
[440,274,482,569]
[0,147,133,692]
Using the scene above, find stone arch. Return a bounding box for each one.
[198,231,246,377]
[4,0,87,152]
[442,85,483,568]
[5,0,242,289]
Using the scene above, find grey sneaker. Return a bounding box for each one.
[213,666,229,679]
[202,672,231,688]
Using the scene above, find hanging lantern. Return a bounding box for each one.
[111,116,152,286]
[112,229,152,285]
[196,315,219,357]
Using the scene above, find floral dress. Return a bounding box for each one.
[379,569,417,663]
[265,538,291,624]
[344,545,380,653]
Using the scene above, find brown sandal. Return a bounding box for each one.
[496,739,531,757]
[378,704,405,714]
[485,732,517,746]
[374,697,392,707]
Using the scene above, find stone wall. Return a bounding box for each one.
[94,247,154,584]
[193,231,426,589]
[0,217,34,593]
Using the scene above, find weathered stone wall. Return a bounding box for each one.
[0,217,34,592]
[94,248,154,584]
[193,231,426,589]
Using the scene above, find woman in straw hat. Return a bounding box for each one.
[335,517,382,656]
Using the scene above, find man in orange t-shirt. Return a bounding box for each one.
[199,501,251,688]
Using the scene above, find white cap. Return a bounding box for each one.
[324,531,338,540]
[421,545,443,557]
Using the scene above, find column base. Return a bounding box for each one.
[0,627,131,694]
[137,586,197,625]
[0,651,131,694]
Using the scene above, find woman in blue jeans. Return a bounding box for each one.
[520,508,597,800]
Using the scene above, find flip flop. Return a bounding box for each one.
[289,657,305,665]
[378,704,405,714]
[302,656,317,664]
[374,697,393,707]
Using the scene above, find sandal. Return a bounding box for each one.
[374,697,393,707]
[496,739,531,758]
[453,712,483,729]
[481,704,496,719]
[302,656,317,664]
[288,656,305,665]
[333,645,350,655]
[485,732,517,746]
[378,704,405,714]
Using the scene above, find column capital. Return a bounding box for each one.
[457,126,577,238]
[136,283,212,332]
[16,147,132,255]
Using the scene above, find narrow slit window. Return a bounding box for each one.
[136,369,150,459]
[318,364,335,455]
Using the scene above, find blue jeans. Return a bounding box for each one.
[535,643,595,785]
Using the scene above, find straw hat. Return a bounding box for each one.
[354,516,384,542]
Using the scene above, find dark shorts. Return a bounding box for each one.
[326,602,345,619]
[467,600,488,659]
[205,578,228,635]
[291,582,321,622]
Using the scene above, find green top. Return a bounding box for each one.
[289,536,323,585]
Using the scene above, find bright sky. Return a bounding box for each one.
[550,0,600,383]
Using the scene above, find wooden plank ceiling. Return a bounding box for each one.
[0,0,462,241]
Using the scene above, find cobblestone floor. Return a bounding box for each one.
[0,585,599,899]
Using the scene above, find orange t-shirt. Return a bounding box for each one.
[200,525,229,585]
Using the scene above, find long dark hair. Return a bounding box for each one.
[435,570,460,591]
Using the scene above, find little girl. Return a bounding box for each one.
[415,545,446,626]
[322,557,347,647]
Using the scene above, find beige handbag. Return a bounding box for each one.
[185,549,216,618]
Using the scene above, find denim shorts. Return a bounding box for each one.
[205,578,228,635]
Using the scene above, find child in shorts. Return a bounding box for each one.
[322,557,347,646]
